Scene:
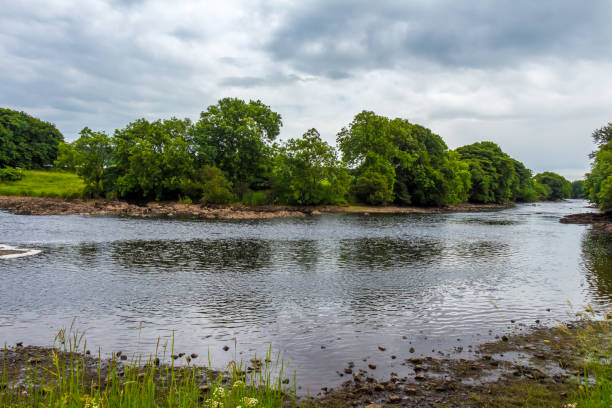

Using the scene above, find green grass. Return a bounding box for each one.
[1,329,301,408]
[0,170,85,198]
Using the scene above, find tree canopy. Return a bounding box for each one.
[534,172,572,200]
[586,123,612,211]
[0,107,64,168]
[16,101,559,208]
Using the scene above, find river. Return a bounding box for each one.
[1,199,610,392]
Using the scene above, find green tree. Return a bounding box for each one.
[533,172,572,200]
[455,142,537,203]
[273,129,350,205]
[193,98,282,195]
[64,128,113,196]
[113,118,194,200]
[0,107,64,168]
[571,180,586,199]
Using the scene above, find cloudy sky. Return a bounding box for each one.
[2,0,612,179]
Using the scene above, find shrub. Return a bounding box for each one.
[0,167,24,182]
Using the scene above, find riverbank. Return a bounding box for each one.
[0,195,513,219]
[561,210,612,234]
[2,316,610,407]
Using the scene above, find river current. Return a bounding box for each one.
[1,200,611,391]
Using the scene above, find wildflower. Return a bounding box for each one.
[241,397,259,407]
[20,390,28,396]
[232,380,245,389]
[213,386,226,399]
[206,399,223,408]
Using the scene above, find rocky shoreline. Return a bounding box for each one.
[0,195,513,220]
[560,210,612,233]
[3,318,609,407]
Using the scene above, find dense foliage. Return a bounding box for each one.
[0,108,64,168]
[571,180,586,199]
[585,123,612,211]
[533,172,572,200]
[40,100,561,206]
[337,111,471,206]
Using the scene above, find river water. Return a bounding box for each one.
[1,200,611,391]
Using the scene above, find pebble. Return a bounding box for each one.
[501,335,509,342]
[388,395,402,403]
[365,404,380,408]
[366,376,374,383]
[222,346,229,351]
[120,355,127,361]
[191,353,198,359]
[414,374,426,381]
[368,363,376,370]
[391,354,396,359]
[344,368,353,374]
[374,384,385,392]
[404,387,417,395]
[378,345,386,351]
[409,347,415,353]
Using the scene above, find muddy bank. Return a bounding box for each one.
[3,319,610,407]
[0,195,512,219]
[315,318,611,407]
[560,211,612,233]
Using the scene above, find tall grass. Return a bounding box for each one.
[0,170,85,198]
[1,329,300,408]
[567,307,612,408]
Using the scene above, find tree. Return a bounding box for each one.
[65,127,113,196]
[273,129,351,205]
[193,98,282,195]
[533,172,572,200]
[337,111,469,206]
[571,180,586,199]
[455,142,538,203]
[585,140,612,211]
[0,107,64,168]
[113,118,194,200]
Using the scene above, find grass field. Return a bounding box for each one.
[0,170,85,198]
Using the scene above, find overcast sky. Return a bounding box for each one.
[2,0,612,179]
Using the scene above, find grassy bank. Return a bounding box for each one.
[0,170,84,199]
[1,330,300,408]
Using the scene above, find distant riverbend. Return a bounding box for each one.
[0,195,512,219]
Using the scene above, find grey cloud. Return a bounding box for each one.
[267,0,612,78]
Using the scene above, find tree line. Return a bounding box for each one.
[2,100,577,206]
[585,122,612,211]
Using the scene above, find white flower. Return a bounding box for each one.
[241,397,259,407]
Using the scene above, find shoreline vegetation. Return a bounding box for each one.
[2,312,610,408]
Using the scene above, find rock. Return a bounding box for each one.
[191,353,198,359]
[501,335,509,342]
[116,351,122,357]
[409,347,415,353]
[391,354,396,359]
[178,353,185,357]
[386,383,397,391]
[511,319,516,323]
[353,373,361,381]
[408,357,426,364]
[402,335,407,339]
[172,354,179,360]
[414,374,426,381]
[388,395,402,403]
[374,384,385,392]
[222,345,229,351]
[16,342,23,347]
[535,319,540,324]
[120,354,127,361]
[199,384,210,393]
[366,376,375,383]
[404,387,418,395]
[414,364,424,372]
[364,404,380,408]
[282,378,290,384]
[360,386,373,394]
[368,363,377,370]
[378,345,386,351]
[344,367,353,374]
[483,354,492,360]
[154,357,160,366]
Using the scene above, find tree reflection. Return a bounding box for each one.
[581,231,612,301]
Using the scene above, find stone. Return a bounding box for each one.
[388,395,401,403]
[223,345,229,351]
[365,404,380,408]
[368,363,377,370]
[378,345,386,351]
[344,368,353,374]
[374,384,385,392]
[414,374,426,381]
[404,387,418,395]
[409,347,415,353]
[191,353,198,359]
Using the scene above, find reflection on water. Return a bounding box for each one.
[582,232,612,301]
[0,200,610,391]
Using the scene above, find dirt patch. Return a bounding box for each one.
[0,196,513,220]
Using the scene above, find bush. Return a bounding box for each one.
[198,166,234,205]
[354,170,394,205]
[0,167,24,182]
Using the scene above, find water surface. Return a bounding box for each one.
[1,200,610,391]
